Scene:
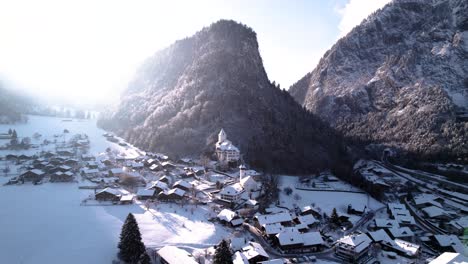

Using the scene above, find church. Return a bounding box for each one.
[215,129,240,165]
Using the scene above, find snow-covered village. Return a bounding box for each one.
[2,1,468,264]
[0,114,466,264]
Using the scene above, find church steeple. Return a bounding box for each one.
[218,128,227,143]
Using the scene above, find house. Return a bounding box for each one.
[386,227,414,240]
[95,188,127,201]
[149,164,161,171]
[387,203,415,226]
[220,183,244,202]
[367,230,419,258]
[300,205,322,219]
[241,241,269,263]
[413,194,444,209]
[302,232,325,251]
[156,246,198,264]
[275,227,303,250]
[431,235,466,255]
[240,175,258,194]
[136,189,155,200]
[254,212,293,229]
[173,180,192,191]
[149,180,169,193]
[64,159,79,166]
[217,209,243,227]
[374,218,399,229]
[19,169,45,182]
[429,252,468,264]
[159,176,170,184]
[81,154,95,161]
[215,129,240,165]
[446,216,468,235]
[160,161,176,169]
[348,204,367,215]
[50,171,74,182]
[422,206,453,221]
[144,158,158,167]
[335,233,372,263]
[82,168,100,178]
[158,188,185,201]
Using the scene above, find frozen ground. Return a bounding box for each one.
[278,175,383,223]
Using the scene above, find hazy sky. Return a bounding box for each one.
[0,0,390,104]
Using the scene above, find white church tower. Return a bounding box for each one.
[215,128,240,165]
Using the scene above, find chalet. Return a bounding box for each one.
[156,246,198,264]
[254,212,294,229]
[261,223,284,237]
[95,188,127,201]
[57,149,74,156]
[159,176,170,184]
[42,152,55,158]
[240,175,258,193]
[109,168,124,178]
[413,194,444,209]
[64,159,78,166]
[136,189,155,200]
[86,161,99,169]
[144,158,158,167]
[173,180,192,191]
[131,162,144,170]
[120,194,134,205]
[387,203,416,226]
[82,168,100,178]
[161,161,176,169]
[19,169,45,182]
[386,227,414,240]
[295,214,319,229]
[149,181,169,193]
[149,164,161,171]
[335,233,372,263]
[422,206,453,221]
[6,154,17,160]
[51,165,71,174]
[300,205,321,219]
[100,158,113,166]
[158,188,185,201]
[240,242,269,263]
[374,218,399,229]
[348,204,367,215]
[215,129,240,165]
[192,167,205,176]
[18,154,33,160]
[50,171,74,182]
[446,216,468,235]
[244,199,258,209]
[217,209,243,227]
[220,183,244,202]
[275,227,303,250]
[431,235,466,255]
[302,232,325,251]
[34,162,48,170]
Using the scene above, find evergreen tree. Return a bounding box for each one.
[213,239,232,264]
[8,128,12,135]
[330,207,339,224]
[118,213,148,264]
[12,130,17,139]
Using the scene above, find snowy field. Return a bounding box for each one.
[0,115,230,264]
[278,175,384,223]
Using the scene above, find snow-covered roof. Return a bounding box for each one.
[414,194,443,208]
[297,214,318,226]
[242,241,269,260]
[255,212,293,226]
[240,176,257,188]
[448,216,468,229]
[374,218,399,228]
[173,180,192,189]
[388,227,414,238]
[120,195,133,202]
[217,209,237,222]
[337,233,372,253]
[96,188,128,197]
[110,168,124,174]
[29,169,45,175]
[434,235,466,254]
[220,183,244,196]
[157,246,198,264]
[167,188,185,197]
[429,252,468,264]
[302,232,324,246]
[83,168,99,174]
[367,229,393,244]
[137,189,155,196]
[422,206,448,218]
[393,239,420,256]
[150,180,169,190]
[275,227,303,246]
[263,223,284,235]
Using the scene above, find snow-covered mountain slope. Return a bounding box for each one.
[99,20,347,173]
[290,0,468,160]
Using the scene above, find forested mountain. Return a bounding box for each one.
[98,20,348,174]
[290,0,468,161]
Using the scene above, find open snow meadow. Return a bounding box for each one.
[0,115,230,264]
